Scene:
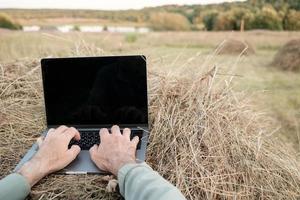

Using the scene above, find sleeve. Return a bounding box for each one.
[118,162,186,200]
[0,173,31,200]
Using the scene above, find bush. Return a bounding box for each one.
[103,25,108,31]
[0,13,22,30]
[252,5,283,30]
[124,33,137,43]
[149,12,191,31]
[283,9,300,30]
[73,25,80,31]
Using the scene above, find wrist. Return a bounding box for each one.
[18,157,49,187]
[112,159,137,176]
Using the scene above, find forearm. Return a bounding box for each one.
[118,163,186,200]
[0,157,49,200]
[0,173,31,200]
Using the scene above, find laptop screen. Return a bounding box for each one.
[41,56,148,126]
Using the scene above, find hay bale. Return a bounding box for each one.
[217,39,255,56]
[272,39,300,71]
[0,59,300,199]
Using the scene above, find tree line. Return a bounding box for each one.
[1,0,300,31]
[148,0,300,31]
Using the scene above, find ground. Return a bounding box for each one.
[1,30,299,150]
[0,30,300,199]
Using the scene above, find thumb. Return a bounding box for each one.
[89,144,98,161]
[66,145,81,162]
[131,136,139,149]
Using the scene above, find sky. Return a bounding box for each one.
[0,0,245,10]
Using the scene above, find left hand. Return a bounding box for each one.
[18,125,81,187]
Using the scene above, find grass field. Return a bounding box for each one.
[1,30,299,151]
[1,30,300,199]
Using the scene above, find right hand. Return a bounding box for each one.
[89,125,139,176]
[19,125,81,186]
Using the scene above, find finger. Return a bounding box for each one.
[64,127,81,141]
[36,136,44,148]
[45,128,55,141]
[88,148,107,172]
[100,128,109,141]
[55,125,69,133]
[47,128,55,135]
[111,125,121,136]
[89,144,98,160]
[131,136,139,149]
[123,128,131,140]
[66,145,81,163]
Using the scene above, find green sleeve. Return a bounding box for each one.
[118,163,186,200]
[0,173,30,200]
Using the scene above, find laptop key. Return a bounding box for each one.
[68,130,143,150]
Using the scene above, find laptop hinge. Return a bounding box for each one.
[47,124,148,129]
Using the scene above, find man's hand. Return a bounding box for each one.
[89,125,139,176]
[18,126,81,187]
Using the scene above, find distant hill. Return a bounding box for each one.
[0,0,300,31]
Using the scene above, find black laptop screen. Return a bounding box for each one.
[41,56,148,126]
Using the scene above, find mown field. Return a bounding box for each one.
[1,30,299,151]
[1,30,300,199]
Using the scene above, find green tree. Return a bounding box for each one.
[252,5,283,30]
[192,13,205,30]
[233,8,256,30]
[213,8,255,31]
[248,0,300,11]
[214,11,235,30]
[283,9,300,30]
[288,0,300,10]
[201,10,219,31]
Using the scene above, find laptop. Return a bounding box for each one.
[14,55,149,174]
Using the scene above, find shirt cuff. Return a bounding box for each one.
[117,162,152,196]
[0,173,31,199]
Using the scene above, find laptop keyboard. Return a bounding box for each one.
[68,129,143,150]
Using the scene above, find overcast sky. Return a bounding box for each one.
[0,0,244,10]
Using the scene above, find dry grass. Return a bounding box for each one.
[272,39,300,71]
[2,31,300,62]
[0,43,300,199]
[148,69,300,199]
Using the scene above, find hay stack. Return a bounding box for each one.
[272,39,300,71]
[217,39,255,56]
[0,59,300,199]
